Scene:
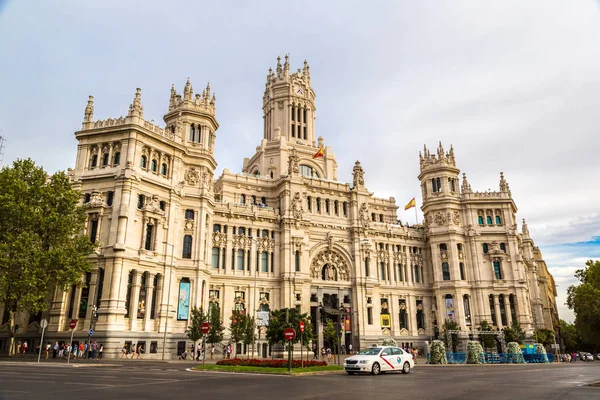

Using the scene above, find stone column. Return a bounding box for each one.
[144,273,156,331]
[493,295,503,329]
[130,271,142,331]
[154,274,164,332]
[83,271,99,330]
[503,295,512,327]
[407,295,418,336]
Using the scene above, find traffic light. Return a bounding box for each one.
[14,325,19,333]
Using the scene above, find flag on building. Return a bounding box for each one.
[312,147,324,159]
[404,197,416,210]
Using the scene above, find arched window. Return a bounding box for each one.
[140,155,147,168]
[190,124,195,141]
[113,152,121,165]
[489,295,497,326]
[240,194,246,204]
[495,215,502,225]
[251,195,257,205]
[500,243,506,252]
[151,159,158,172]
[325,199,330,214]
[102,153,109,166]
[379,214,384,222]
[182,235,192,259]
[213,224,221,233]
[321,264,337,281]
[343,202,348,217]
[252,170,260,176]
[482,243,489,253]
[161,163,168,176]
[371,213,375,221]
[299,165,318,178]
[493,261,502,279]
[261,197,266,206]
[442,262,450,281]
[261,229,269,238]
[306,196,312,211]
[316,198,321,213]
[91,155,98,168]
[478,216,484,225]
[486,216,493,225]
[334,200,339,216]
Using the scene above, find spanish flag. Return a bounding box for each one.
[404,198,416,210]
[312,147,324,159]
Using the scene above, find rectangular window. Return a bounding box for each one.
[493,261,502,279]
[489,295,497,326]
[144,224,154,250]
[150,341,158,354]
[416,300,425,329]
[367,307,373,325]
[90,219,98,243]
[398,264,403,281]
[185,209,194,220]
[261,252,268,272]
[107,191,114,206]
[295,251,300,272]
[237,250,245,271]
[182,235,192,259]
[442,262,450,281]
[398,300,408,330]
[211,247,219,269]
[459,262,465,280]
[414,265,420,283]
[316,198,321,213]
[380,262,386,280]
[364,258,370,277]
[138,194,145,209]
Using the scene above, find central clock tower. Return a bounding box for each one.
[262,55,316,145]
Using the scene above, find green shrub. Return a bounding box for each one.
[506,342,525,364]
[429,340,447,364]
[466,341,483,364]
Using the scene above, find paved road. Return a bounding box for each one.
[0,361,599,400]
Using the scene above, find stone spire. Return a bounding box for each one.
[448,144,455,164]
[461,173,471,194]
[522,218,530,239]
[499,172,511,196]
[82,95,94,129]
[276,55,283,78]
[128,88,143,118]
[437,141,445,160]
[183,77,192,101]
[284,54,290,76]
[169,84,177,111]
[303,60,310,83]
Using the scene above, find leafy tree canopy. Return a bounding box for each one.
[503,322,525,344]
[478,320,497,350]
[0,159,95,354]
[442,318,460,352]
[265,308,314,349]
[567,260,600,351]
[559,319,579,353]
[207,303,225,345]
[186,306,206,343]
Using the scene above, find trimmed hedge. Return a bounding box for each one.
[429,340,447,364]
[506,342,526,364]
[216,358,328,368]
[534,343,549,363]
[466,341,483,364]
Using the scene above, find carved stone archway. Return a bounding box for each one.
[311,250,349,281]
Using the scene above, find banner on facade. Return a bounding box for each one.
[257,311,270,326]
[445,297,455,322]
[177,281,191,320]
[344,315,351,333]
[380,314,391,328]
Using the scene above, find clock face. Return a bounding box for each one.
[295,85,305,95]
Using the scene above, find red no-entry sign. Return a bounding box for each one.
[284,328,296,341]
[201,322,210,334]
[69,319,77,330]
[299,321,305,333]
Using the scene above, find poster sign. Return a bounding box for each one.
[445,297,455,322]
[177,281,191,320]
[257,311,270,326]
[344,315,351,333]
[380,314,391,328]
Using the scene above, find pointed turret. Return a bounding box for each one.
[169,84,177,111]
[303,60,310,82]
[128,88,143,118]
[183,78,193,102]
[82,95,94,129]
[284,54,290,76]
[499,172,511,196]
[437,141,445,160]
[461,173,471,194]
[448,145,455,164]
[276,55,283,78]
[522,218,530,239]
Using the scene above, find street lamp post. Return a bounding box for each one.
[162,242,174,361]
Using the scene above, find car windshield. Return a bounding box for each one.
[358,347,382,355]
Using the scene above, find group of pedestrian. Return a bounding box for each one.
[120,343,143,359]
[558,353,579,362]
[14,341,29,354]
[46,341,103,360]
[194,343,216,361]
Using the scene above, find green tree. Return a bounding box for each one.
[503,322,525,344]
[534,328,555,347]
[0,159,95,355]
[479,320,496,350]
[242,315,256,358]
[229,310,247,356]
[186,307,206,358]
[265,308,315,352]
[567,260,600,351]
[559,319,579,352]
[323,319,338,349]
[207,303,225,347]
[442,318,460,352]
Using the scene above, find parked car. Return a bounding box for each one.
[343,346,414,375]
[586,353,594,361]
[596,353,600,361]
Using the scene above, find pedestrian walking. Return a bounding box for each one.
[136,344,143,359]
[130,343,136,359]
[45,343,51,359]
[196,343,202,361]
[120,344,128,359]
[210,344,215,360]
[348,344,353,355]
[99,344,103,359]
[22,341,28,354]
[92,341,98,360]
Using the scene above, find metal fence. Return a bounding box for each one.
[443,352,554,364]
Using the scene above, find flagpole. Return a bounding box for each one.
[414,198,419,225]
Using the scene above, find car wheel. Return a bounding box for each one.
[346,371,355,375]
[371,362,381,375]
[402,362,411,374]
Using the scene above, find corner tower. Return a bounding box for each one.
[263,55,316,144]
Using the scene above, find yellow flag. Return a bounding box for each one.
[312,147,324,159]
[404,198,416,210]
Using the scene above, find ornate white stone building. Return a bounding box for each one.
[0,56,559,358]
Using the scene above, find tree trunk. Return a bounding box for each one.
[8,309,15,356]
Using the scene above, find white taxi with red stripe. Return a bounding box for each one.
[344,346,414,375]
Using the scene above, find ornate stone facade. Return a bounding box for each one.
[0,56,558,358]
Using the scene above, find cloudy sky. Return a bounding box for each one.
[1,0,599,322]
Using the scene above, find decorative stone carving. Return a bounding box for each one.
[359,203,370,228]
[310,250,349,281]
[185,167,200,185]
[143,195,164,215]
[233,234,252,250]
[326,232,334,252]
[87,189,105,208]
[352,160,365,188]
[287,149,300,176]
[212,231,227,248]
[434,211,446,226]
[292,237,304,251]
[291,192,303,219]
[452,210,461,225]
[184,220,194,231]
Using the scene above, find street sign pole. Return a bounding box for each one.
[67,319,77,365]
[37,319,48,364]
[301,330,303,368]
[202,335,206,368]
